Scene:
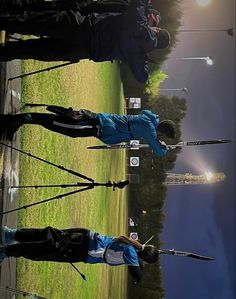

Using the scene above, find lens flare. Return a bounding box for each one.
[204,171,213,181]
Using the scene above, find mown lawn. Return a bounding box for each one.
[17,60,127,299]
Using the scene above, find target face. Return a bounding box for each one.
[130,232,139,240]
[130,157,140,167]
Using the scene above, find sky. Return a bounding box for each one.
[159,1,235,298]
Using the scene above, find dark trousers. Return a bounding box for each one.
[0,11,91,61]
[0,0,85,12]
[15,112,100,137]
[0,0,128,15]
[6,227,90,263]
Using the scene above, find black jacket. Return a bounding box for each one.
[90,0,158,82]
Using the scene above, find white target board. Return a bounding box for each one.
[128,217,136,227]
[130,157,140,167]
[130,232,139,240]
[128,97,141,109]
[130,140,140,150]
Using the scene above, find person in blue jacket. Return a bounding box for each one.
[0,226,158,281]
[0,106,176,157]
[0,0,170,82]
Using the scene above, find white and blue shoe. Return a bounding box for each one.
[0,226,17,245]
[0,245,6,265]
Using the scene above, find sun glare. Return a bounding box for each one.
[204,171,213,181]
[196,0,211,7]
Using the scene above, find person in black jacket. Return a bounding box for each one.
[0,0,170,82]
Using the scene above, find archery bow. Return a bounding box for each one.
[142,236,214,260]
[87,139,232,150]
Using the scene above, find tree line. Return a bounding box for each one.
[121,0,184,296]
[127,95,187,298]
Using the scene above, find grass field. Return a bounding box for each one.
[16,60,128,299]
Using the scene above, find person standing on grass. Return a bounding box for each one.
[0,0,170,82]
[0,226,158,282]
[0,105,176,157]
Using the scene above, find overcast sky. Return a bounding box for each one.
[159,1,235,298]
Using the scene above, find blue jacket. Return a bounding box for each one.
[89,0,158,82]
[97,110,168,157]
[87,231,139,266]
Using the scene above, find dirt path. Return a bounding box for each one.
[0,57,21,299]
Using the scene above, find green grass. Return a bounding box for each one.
[17,60,127,299]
